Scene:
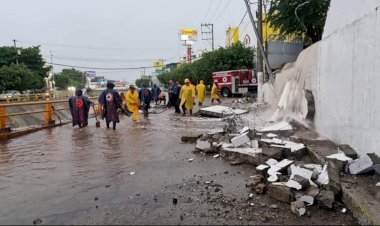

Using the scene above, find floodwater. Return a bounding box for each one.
[0,105,357,225]
[0,107,228,224]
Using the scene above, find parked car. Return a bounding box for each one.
[0,90,21,101]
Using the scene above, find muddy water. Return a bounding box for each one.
[0,108,228,224]
[0,106,357,225]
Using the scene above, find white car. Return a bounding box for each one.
[0,90,21,101]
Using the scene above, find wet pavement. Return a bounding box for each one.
[0,104,357,225]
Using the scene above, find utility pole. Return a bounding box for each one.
[187,43,192,64]
[201,23,214,51]
[244,0,273,103]
[13,39,18,65]
[50,50,55,91]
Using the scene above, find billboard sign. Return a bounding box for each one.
[84,71,96,78]
[153,60,164,68]
[180,28,198,41]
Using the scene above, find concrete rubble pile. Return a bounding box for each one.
[190,118,380,217]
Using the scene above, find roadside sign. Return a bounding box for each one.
[244,34,251,46]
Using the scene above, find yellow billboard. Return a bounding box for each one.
[180,28,198,41]
[263,13,296,42]
[226,27,239,46]
[153,60,164,68]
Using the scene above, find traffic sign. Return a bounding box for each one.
[244,34,251,46]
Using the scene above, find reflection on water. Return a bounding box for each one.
[0,109,227,224]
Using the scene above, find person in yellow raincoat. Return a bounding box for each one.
[211,82,221,104]
[190,81,196,105]
[125,85,140,122]
[196,80,206,106]
[179,79,194,115]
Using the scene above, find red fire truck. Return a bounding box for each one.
[212,69,257,97]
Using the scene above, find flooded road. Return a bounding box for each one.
[0,105,357,225]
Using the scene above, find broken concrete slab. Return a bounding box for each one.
[317,190,334,209]
[289,164,316,187]
[220,145,267,166]
[199,105,248,118]
[317,164,329,185]
[347,154,374,175]
[297,195,314,206]
[195,138,212,152]
[259,121,292,132]
[266,133,278,138]
[291,200,306,216]
[240,126,250,134]
[306,185,320,198]
[286,175,310,190]
[326,161,342,195]
[231,132,250,148]
[256,164,269,176]
[181,134,203,143]
[268,172,282,182]
[262,146,284,160]
[268,182,295,203]
[337,144,358,159]
[266,158,278,166]
[326,153,353,162]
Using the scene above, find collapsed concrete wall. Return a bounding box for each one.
[266,0,380,156]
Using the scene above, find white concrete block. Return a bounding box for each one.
[348,154,374,175]
[240,126,250,134]
[266,133,278,138]
[231,132,250,147]
[196,139,211,151]
[289,164,316,186]
[259,121,292,132]
[317,164,329,185]
[297,195,314,206]
[327,153,353,161]
[286,180,302,190]
[256,164,269,171]
[266,158,279,166]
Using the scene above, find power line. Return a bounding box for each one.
[47,62,154,71]
[227,11,248,44]
[214,0,231,22]
[44,55,171,63]
[210,0,223,21]
[203,0,213,21]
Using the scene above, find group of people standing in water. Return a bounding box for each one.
[69,79,221,130]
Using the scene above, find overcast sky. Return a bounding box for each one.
[1,0,259,81]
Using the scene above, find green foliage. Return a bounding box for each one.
[54,68,85,89]
[266,0,330,44]
[157,42,254,87]
[0,64,43,92]
[0,46,50,80]
[135,78,151,88]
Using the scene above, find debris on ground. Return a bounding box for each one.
[129,172,135,176]
[189,114,371,217]
[199,106,248,118]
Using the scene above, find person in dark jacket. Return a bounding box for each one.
[151,84,161,106]
[98,82,123,130]
[69,89,92,128]
[138,83,152,117]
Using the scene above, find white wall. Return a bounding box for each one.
[268,0,380,156]
[310,1,380,156]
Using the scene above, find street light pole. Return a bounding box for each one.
[13,39,18,65]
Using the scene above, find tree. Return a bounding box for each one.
[266,0,330,44]
[157,42,255,87]
[0,64,43,92]
[0,46,50,92]
[54,68,85,89]
[135,78,151,88]
[0,46,50,80]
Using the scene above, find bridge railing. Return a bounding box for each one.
[0,97,99,133]
[2,91,73,103]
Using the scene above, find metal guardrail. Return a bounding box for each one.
[1,91,73,103]
[0,97,99,131]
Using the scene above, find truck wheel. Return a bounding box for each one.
[222,88,231,97]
